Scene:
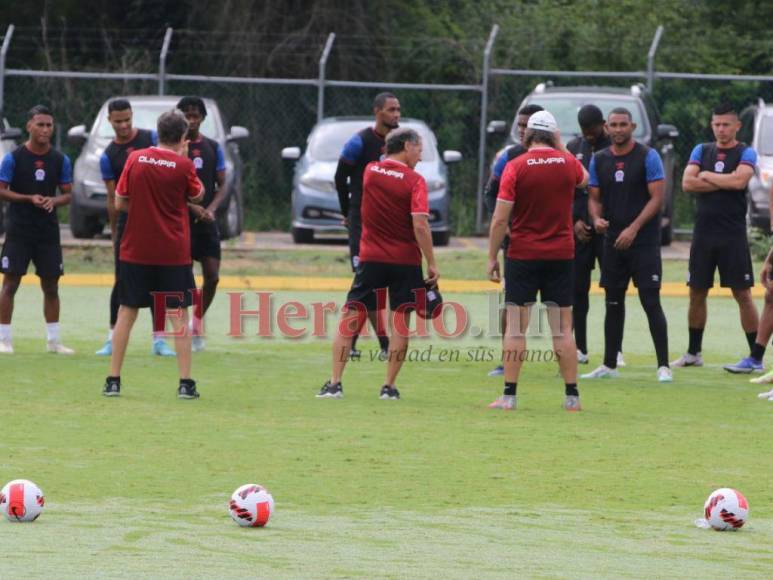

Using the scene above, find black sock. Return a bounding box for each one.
[746,332,757,353]
[573,292,589,354]
[107,375,120,382]
[180,378,195,386]
[377,334,389,351]
[565,383,579,396]
[503,382,517,396]
[639,288,669,368]
[751,342,766,361]
[351,333,359,351]
[603,289,625,368]
[687,327,704,355]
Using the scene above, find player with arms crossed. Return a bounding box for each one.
[0,105,74,355]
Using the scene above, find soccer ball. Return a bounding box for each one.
[0,479,45,522]
[228,484,274,527]
[703,488,748,531]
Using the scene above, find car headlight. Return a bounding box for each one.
[426,179,446,192]
[299,175,336,193]
[759,170,773,191]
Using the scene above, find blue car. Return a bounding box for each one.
[281,117,461,246]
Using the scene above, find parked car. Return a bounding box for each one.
[488,83,680,245]
[742,99,773,230]
[281,117,462,246]
[66,95,249,239]
[0,119,22,236]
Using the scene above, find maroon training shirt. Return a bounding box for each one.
[116,147,202,265]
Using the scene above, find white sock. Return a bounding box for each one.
[153,331,165,341]
[107,329,114,341]
[0,324,11,341]
[46,322,61,343]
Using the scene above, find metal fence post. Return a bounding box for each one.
[475,24,499,235]
[646,25,664,92]
[317,33,336,123]
[158,27,173,96]
[0,24,15,116]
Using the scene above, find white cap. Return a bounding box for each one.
[526,110,558,132]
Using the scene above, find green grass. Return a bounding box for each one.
[2,286,773,578]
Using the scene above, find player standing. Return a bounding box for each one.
[582,108,671,382]
[176,97,226,352]
[318,128,438,400]
[671,103,761,373]
[487,111,588,411]
[102,110,204,398]
[334,93,398,360]
[483,104,543,377]
[95,98,175,357]
[0,105,74,354]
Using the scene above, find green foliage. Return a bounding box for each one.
[747,226,772,262]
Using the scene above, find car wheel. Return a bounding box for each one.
[219,193,242,240]
[69,202,101,239]
[432,230,450,246]
[292,227,314,244]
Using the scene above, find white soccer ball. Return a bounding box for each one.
[228,484,274,527]
[0,479,45,522]
[704,488,749,531]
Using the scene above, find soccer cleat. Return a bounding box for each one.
[580,365,619,379]
[316,381,343,399]
[0,339,13,354]
[616,352,626,367]
[487,365,505,377]
[750,370,773,385]
[177,380,200,399]
[102,377,121,397]
[577,350,589,364]
[671,352,703,367]
[723,356,764,374]
[487,394,516,410]
[349,349,361,361]
[191,335,205,353]
[379,385,401,400]
[95,339,112,356]
[756,387,773,399]
[657,366,673,383]
[563,395,581,412]
[47,341,75,355]
[378,349,389,362]
[152,338,176,357]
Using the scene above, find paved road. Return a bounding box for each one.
[4,226,693,259]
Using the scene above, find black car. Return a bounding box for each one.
[488,83,680,245]
[0,119,22,236]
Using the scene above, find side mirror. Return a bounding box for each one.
[1,127,22,141]
[487,120,507,134]
[227,125,250,141]
[657,124,679,140]
[443,150,463,164]
[281,146,301,160]
[67,124,88,146]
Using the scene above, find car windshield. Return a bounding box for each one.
[759,116,773,156]
[519,95,647,141]
[308,121,436,161]
[94,102,219,139]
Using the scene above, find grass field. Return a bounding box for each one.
[2,280,773,578]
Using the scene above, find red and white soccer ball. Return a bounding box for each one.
[229,484,274,527]
[0,479,45,522]
[704,488,749,531]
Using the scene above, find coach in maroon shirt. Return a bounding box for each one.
[102,110,204,399]
[487,111,588,412]
[316,127,439,401]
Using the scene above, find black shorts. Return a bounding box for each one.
[118,262,197,309]
[347,207,362,271]
[0,233,63,278]
[345,261,424,311]
[688,233,753,289]
[505,259,574,307]
[600,243,661,289]
[191,227,222,261]
[574,232,604,293]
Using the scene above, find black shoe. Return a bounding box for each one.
[349,349,361,361]
[316,381,343,399]
[379,385,400,400]
[178,379,200,399]
[102,376,121,397]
